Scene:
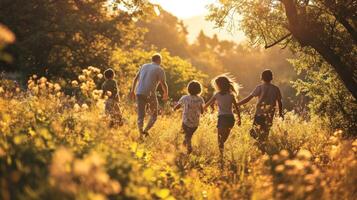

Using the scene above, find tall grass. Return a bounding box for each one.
[0,67,356,200]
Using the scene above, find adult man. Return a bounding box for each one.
[130,53,169,137]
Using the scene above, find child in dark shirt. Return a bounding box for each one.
[102,68,123,127]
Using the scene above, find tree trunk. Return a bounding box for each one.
[281,0,357,100]
[309,41,357,100]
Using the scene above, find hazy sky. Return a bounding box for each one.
[149,0,215,19]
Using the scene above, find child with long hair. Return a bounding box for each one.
[204,75,241,160]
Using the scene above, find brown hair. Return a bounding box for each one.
[104,68,115,79]
[261,69,273,82]
[212,74,240,97]
[187,80,202,95]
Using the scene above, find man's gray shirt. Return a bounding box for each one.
[135,63,166,96]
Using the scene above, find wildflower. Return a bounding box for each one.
[272,154,280,162]
[330,145,339,158]
[87,152,104,167]
[81,103,89,110]
[97,73,103,79]
[95,171,110,184]
[110,181,121,193]
[329,136,338,144]
[94,68,101,73]
[32,86,39,94]
[275,165,285,173]
[277,184,285,191]
[82,69,90,76]
[73,103,80,112]
[50,147,73,177]
[54,83,61,92]
[352,139,357,147]
[78,75,86,82]
[71,80,79,87]
[32,74,37,79]
[80,83,88,91]
[39,77,47,84]
[305,185,314,192]
[88,193,106,200]
[304,174,316,184]
[0,87,4,94]
[279,150,289,159]
[28,80,35,89]
[39,83,46,90]
[287,185,294,193]
[314,157,320,163]
[73,159,90,176]
[297,149,312,160]
[15,87,20,93]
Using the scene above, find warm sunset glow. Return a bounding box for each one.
[150,0,215,19]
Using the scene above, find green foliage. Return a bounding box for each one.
[207,0,357,99]
[290,52,357,135]
[208,0,356,132]
[0,0,153,77]
[139,8,191,58]
[110,49,207,100]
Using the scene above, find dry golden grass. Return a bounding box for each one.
[0,67,356,200]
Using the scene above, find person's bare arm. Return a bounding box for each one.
[130,72,139,100]
[237,94,254,106]
[160,80,169,100]
[101,84,106,98]
[277,88,283,119]
[203,95,216,110]
[278,99,283,118]
[173,103,181,111]
[233,98,242,126]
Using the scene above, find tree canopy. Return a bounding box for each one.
[208,0,357,99]
[0,0,153,77]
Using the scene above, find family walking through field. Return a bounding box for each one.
[102,53,283,158]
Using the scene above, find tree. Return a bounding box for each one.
[110,49,207,100]
[138,7,191,58]
[208,0,357,99]
[291,51,357,134]
[0,0,152,78]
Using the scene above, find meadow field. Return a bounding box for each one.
[0,67,356,200]
[1,0,356,199]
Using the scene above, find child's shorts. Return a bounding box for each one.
[217,114,235,129]
[182,123,198,136]
[250,115,273,141]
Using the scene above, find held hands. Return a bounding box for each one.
[129,90,136,101]
[236,117,242,126]
[279,113,284,120]
[162,92,169,101]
